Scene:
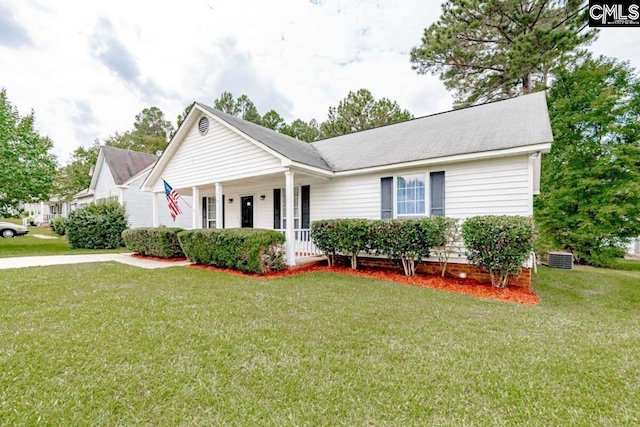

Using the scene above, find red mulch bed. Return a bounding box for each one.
[188,263,540,306]
[131,253,188,263]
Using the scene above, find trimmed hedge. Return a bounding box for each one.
[50,217,67,236]
[312,217,444,275]
[178,228,285,274]
[336,219,372,269]
[430,217,460,277]
[369,218,438,276]
[66,201,128,249]
[122,227,185,258]
[462,215,535,288]
[310,220,341,266]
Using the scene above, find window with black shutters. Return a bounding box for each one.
[381,177,393,219]
[430,171,445,216]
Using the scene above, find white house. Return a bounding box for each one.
[71,188,94,210]
[142,92,553,270]
[88,146,192,229]
[21,196,71,225]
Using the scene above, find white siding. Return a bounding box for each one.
[154,192,193,228]
[93,161,119,201]
[311,155,532,221]
[445,156,531,218]
[311,174,381,220]
[122,173,193,229]
[152,115,283,192]
[122,174,154,228]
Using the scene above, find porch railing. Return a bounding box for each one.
[276,228,322,257]
[42,213,64,223]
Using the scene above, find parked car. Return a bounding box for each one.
[0,222,29,238]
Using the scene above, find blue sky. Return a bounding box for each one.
[0,0,637,162]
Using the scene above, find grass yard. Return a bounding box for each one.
[0,224,126,258]
[0,262,638,426]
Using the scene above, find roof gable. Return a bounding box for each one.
[195,103,331,171]
[101,146,158,185]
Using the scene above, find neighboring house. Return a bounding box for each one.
[71,188,94,210]
[628,238,640,255]
[21,197,71,225]
[86,146,193,229]
[142,92,553,271]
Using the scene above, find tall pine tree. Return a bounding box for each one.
[411,0,597,107]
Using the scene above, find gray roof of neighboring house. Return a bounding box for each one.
[195,92,552,173]
[196,103,331,170]
[311,91,553,171]
[102,146,158,185]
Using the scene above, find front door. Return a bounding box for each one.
[241,196,253,228]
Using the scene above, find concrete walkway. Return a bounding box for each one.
[0,253,192,270]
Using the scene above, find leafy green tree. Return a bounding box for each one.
[410,0,597,107]
[236,95,262,124]
[104,106,174,154]
[281,118,321,142]
[175,104,194,136]
[213,92,263,125]
[54,141,100,201]
[535,56,640,266]
[261,109,285,131]
[213,91,240,116]
[319,89,413,138]
[0,88,57,215]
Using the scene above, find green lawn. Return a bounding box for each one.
[0,224,126,258]
[0,262,638,426]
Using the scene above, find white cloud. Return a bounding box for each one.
[0,0,637,163]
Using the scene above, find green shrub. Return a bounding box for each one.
[66,202,128,249]
[122,227,185,258]
[430,217,460,277]
[369,218,438,276]
[49,217,67,236]
[178,228,285,274]
[461,215,535,288]
[310,220,341,266]
[335,219,372,269]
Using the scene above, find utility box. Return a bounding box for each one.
[548,252,574,270]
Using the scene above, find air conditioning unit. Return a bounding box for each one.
[548,252,574,270]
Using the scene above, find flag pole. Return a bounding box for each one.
[162,177,194,211]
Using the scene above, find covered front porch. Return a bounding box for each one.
[150,169,325,266]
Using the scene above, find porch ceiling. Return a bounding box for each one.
[178,170,326,196]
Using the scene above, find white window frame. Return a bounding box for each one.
[205,196,216,228]
[394,173,428,218]
[280,186,301,230]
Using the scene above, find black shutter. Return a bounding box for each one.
[201,197,207,229]
[381,177,393,219]
[222,195,225,228]
[273,189,281,229]
[301,185,310,229]
[430,171,445,216]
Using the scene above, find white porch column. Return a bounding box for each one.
[215,182,223,229]
[192,186,200,229]
[152,192,158,227]
[285,170,295,266]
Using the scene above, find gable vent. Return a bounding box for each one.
[198,116,209,136]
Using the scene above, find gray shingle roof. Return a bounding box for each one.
[102,146,158,185]
[196,103,331,170]
[311,91,553,171]
[195,92,552,173]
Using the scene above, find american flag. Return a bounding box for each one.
[163,179,182,221]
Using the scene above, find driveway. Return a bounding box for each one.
[0,253,191,270]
